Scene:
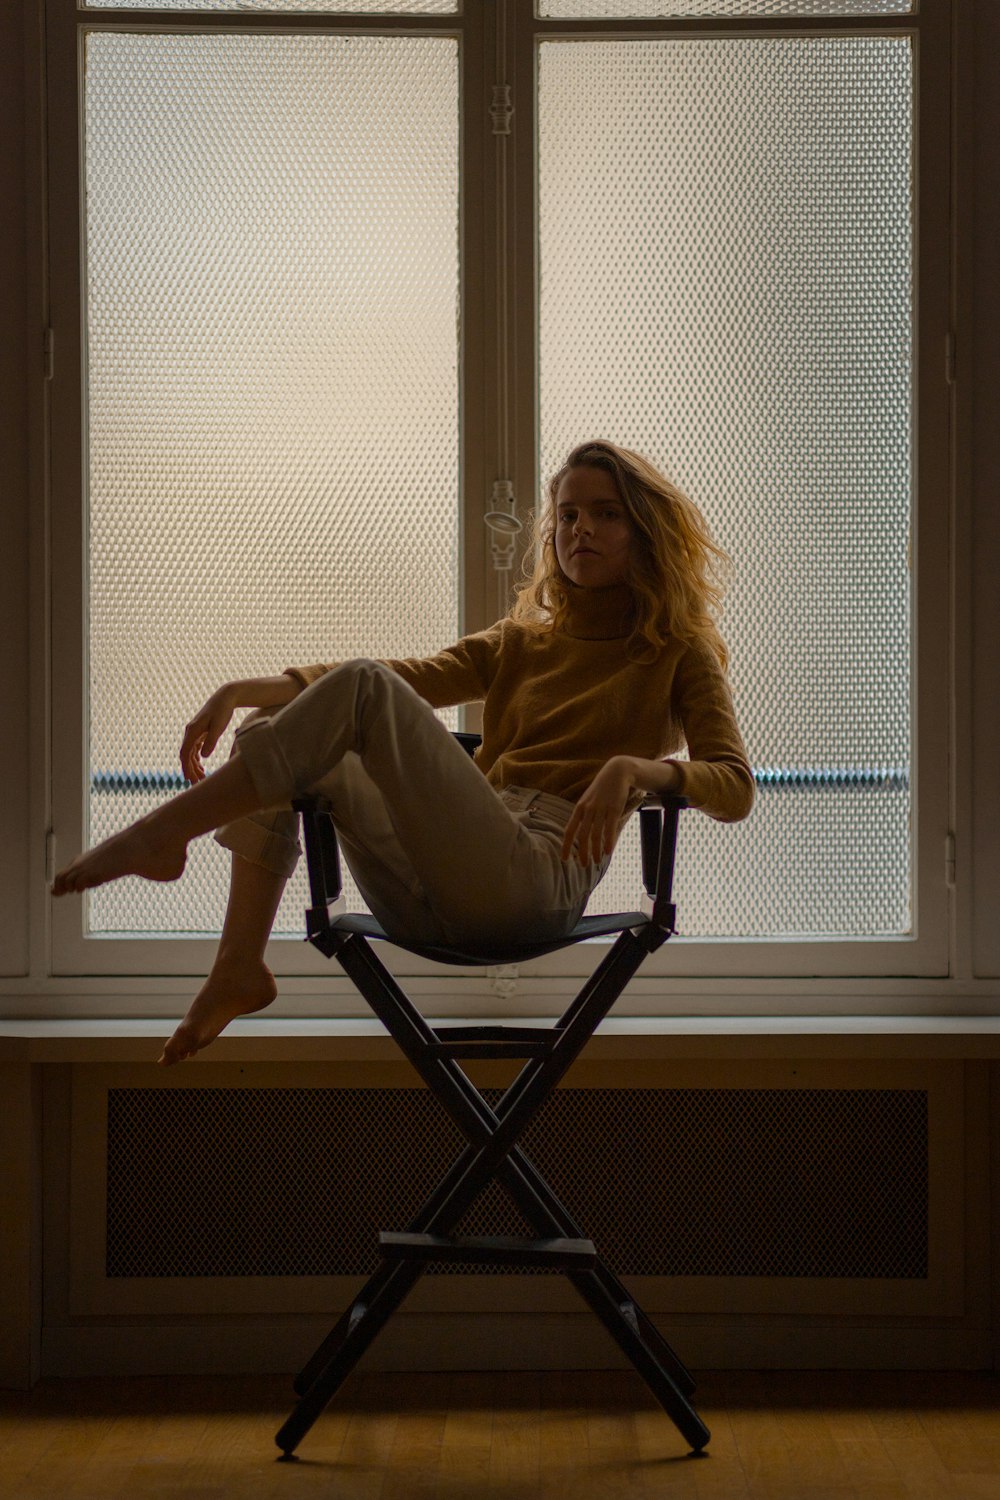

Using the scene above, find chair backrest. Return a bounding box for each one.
[452,730,482,758]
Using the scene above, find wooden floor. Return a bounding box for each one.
[2,1368,999,1498]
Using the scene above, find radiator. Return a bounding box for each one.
[103,1084,928,1281]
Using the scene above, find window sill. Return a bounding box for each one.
[3,1014,1000,1063]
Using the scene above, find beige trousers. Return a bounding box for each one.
[213,659,610,948]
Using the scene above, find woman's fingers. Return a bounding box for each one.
[561,758,632,865]
[584,817,598,865]
[590,809,619,863]
[569,810,598,864]
[180,721,208,784]
[180,688,237,785]
[562,799,621,864]
[594,816,611,863]
[561,807,582,862]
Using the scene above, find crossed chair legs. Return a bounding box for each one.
[274,923,711,1458]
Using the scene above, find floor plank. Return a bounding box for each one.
[438,1372,493,1498]
[485,1369,541,1500]
[3,1368,1000,1500]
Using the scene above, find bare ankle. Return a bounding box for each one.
[137,808,181,850]
[214,947,268,974]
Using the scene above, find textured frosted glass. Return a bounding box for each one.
[539,35,913,937]
[85,32,459,936]
[86,1,455,11]
[540,1,911,14]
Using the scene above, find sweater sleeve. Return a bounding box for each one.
[665,639,755,823]
[281,623,505,708]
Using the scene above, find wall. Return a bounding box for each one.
[1,0,30,979]
[1,0,998,1389]
[971,0,1000,974]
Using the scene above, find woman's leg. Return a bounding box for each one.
[52,659,593,943]
[159,710,295,1066]
[49,659,450,898]
[51,752,261,896]
[222,660,597,945]
[234,661,591,946]
[158,852,285,1066]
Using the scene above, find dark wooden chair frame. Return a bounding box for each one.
[275,731,710,1457]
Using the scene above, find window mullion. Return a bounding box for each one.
[457,0,490,667]
[463,0,529,647]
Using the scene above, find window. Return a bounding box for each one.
[83,28,462,939]
[47,0,952,995]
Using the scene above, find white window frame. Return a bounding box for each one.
[37,0,961,1015]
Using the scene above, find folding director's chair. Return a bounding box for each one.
[275,731,710,1457]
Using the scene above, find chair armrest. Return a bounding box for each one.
[291,794,342,937]
[638,792,689,932]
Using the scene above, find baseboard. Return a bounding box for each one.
[39,1313,993,1381]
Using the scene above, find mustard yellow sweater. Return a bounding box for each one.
[283,585,754,825]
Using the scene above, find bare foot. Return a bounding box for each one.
[159,959,278,1066]
[51,816,188,896]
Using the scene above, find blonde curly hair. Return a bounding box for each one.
[510,439,732,668]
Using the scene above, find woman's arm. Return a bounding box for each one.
[618,755,684,797]
[283,625,505,709]
[226,674,302,708]
[560,634,755,864]
[669,641,755,822]
[179,675,303,784]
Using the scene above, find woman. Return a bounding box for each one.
[52,440,754,1065]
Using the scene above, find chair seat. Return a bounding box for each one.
[329,910,648,966]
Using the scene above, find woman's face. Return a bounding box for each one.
[553,466,636,589]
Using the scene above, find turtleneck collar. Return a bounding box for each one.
[560,583,634,640]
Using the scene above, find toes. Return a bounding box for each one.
[160,1025,200,1067]
[52,865,84,896]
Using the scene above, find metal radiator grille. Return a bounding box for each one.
[106,1086,927,1280]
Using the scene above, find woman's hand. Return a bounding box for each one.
[561,756,636,865]
[560,755,686,865]
[180,685,239,784]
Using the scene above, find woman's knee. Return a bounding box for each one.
[310,658,423,713]
[324,658,399,687]
[229,703,284,758]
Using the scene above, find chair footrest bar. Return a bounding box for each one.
[379,1231,597,1268]
[431,1026,553,1041]
[425,1040,553,1058]
[428,1026,556,1059]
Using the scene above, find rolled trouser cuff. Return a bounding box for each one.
[232,714,299,808]
[213,813,302,878]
